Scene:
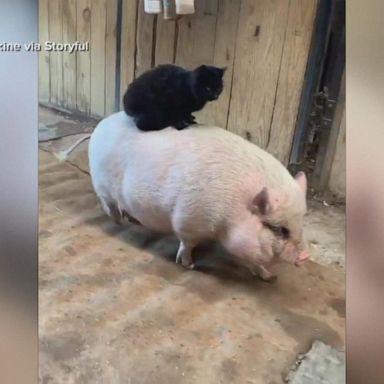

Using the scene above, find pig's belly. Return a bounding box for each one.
[127,201,174,234]
[120,182,174,234]
[120,157,177,234]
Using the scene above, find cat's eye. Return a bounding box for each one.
[263,223,290,239]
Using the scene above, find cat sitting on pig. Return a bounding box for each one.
[89,112,310,282]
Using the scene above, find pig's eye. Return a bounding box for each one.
[264,223,290,239]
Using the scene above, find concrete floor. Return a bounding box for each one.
[39,107,345,384]
[287,341,345,383]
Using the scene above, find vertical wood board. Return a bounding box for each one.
[175,0,219,69]
[227,0,290,148]
[90,0,107,117]
[39,0,50,103]
[105,0,118,114]
[155,17,176,66]
[62,0,77,110]
[49,0,64,106]
[267,0,318,164]
[196,0,241,127]
[76,0,91,113]
[329,105,345,197]
[135,0,156,78]
[320,70,346,192]
[119,0,138,109]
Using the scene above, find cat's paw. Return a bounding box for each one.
[186,115,197,125]
[173,121,189,130]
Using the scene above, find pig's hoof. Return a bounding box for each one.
[180,260,195,270]
[253,266,277,283]
[176,257,195,270]
[258,274,278,283]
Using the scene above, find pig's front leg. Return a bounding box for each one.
[259,266,277,283]
[175,241,195,269]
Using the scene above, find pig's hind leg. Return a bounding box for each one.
[106,201,123,225]
[98,196,124,225]
[98,194,141,226]
[175,240,196,269]
[105,201,141,225]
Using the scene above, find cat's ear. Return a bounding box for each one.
[218,67,227,77]
[195,65,209,74]
[194,65,212,80]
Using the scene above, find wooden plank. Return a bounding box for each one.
[195,0,241,127]
[49,0,63,106]
[90,0,107,117]
[135,0,156,77]
[175,0,219,69]
[155,17,176,66]
[62,0,77,110]
[105,0,118,115]
[320,70,346,193]
[267,0,318,164]
[119,0,138,110]
[76,0,91,114]
[227,0,290,148]
[39,0,50,104]
[328,103,346,198]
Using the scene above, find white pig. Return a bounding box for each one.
[88,112,310,281]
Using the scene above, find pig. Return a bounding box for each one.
[88,112,310,281]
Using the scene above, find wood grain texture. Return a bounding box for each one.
[90,0,107,117]
[328,104,345,197]
[135,0,156,77]
[175,0,218,69]
[105,0,118,115]
[195,0,241,127]
[62,0,77,110]
[39,0,317,161]
[119,0,138,110]
[267,0,318,164]
[39,0,50,104]
[49,0,63,106]
[155,17,176,65]
[76,0,91,113]
[321,70,345,194]
[227,0,290,148]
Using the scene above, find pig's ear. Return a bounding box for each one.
[294,171,307,194]
[252,187,271,216]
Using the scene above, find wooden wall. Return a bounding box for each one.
[39,0,318,165]
[320,71,346,198]
[328,105,346,198]
[39,0,117,116]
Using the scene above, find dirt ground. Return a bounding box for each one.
[39,107,345,384]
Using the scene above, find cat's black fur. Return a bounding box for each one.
[123,64,226,131]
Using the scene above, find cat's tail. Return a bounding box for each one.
[54,134,92,162]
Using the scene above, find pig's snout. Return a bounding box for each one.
[294,249,310,267]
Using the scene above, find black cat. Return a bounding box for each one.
[123,64,226,131]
